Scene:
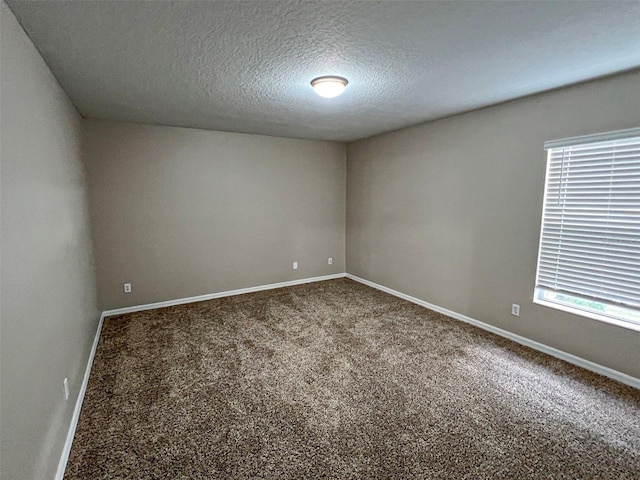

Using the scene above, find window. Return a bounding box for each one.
[534,127,640,331]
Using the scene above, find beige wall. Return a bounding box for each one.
[0,2,99,478]
[83,120,346,310]
[347,70,640,378]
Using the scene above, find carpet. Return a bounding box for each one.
[65,278,640,479]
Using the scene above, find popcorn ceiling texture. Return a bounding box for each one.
[65,279,640,479]
[6,0,640,141]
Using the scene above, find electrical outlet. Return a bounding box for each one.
[511,304,520,316]
[328,257,333,265]
[292,261,298,270]
[123,283,132,293]
[63,378,69,401]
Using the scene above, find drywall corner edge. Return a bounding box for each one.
[345,273,640,390]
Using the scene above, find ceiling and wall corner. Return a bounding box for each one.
[5,0,640,142]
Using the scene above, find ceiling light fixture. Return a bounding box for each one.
[311,76,348,98]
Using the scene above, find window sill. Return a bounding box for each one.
[533,297,640,333]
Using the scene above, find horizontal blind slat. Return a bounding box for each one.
[540,258,640,273]
[538,261,640,283]
[548,162,640,174]
[539,247,640,267]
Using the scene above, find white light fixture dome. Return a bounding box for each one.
[311,76,348,98]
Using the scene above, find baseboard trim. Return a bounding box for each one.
[346,273,640,390]
[103,273,347,318]
[55,312,105,480]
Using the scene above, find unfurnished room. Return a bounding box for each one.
[1,1,639,479]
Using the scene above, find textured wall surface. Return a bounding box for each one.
[84,120,346,310]
[347,70,640,378]
[6,0,640,141]
[0,2,100,478]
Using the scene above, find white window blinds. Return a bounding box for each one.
[535,127,640,328]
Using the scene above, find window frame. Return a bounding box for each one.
[533,127,640,332]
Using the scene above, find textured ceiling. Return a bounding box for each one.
[6,0,640,142]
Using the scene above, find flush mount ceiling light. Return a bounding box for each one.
[310,76,348,98]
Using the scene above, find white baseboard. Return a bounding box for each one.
[55,312,105,480]
[103,273,347,317]
[346,273,640,390]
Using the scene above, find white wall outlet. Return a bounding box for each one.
[292,261,298,270]
[328,257,333,265]
[511,304,520,316]
[63,378,69,401]
[123,283,132,293]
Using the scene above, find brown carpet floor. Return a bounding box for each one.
[65,278,640,479]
